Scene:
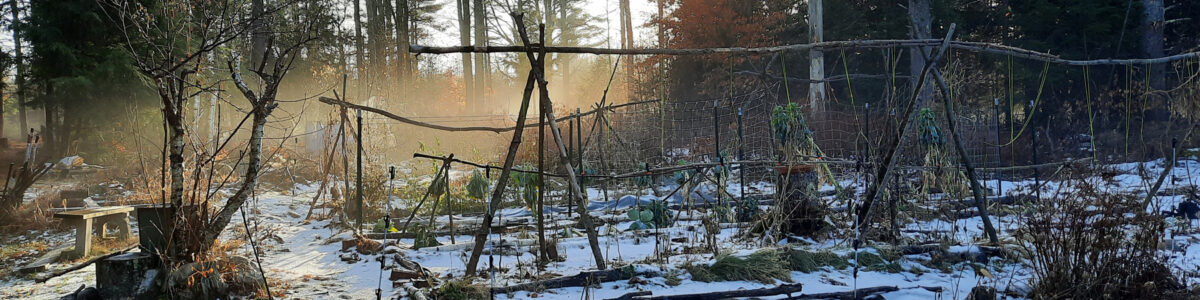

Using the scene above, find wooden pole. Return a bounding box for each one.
[567,112,575,220]
[926,66,1000,244]
[318,96,657,133]
[517,15,606,270]
[856,24,956,235]
[356,109,364,233]
[537,81,547,263]
[808,0,825,112]
[446,167,455,244]
[407,40,1200,66]
[463,70,540,277]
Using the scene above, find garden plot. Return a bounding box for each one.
[3,159,1199,299]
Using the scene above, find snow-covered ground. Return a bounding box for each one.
[4,158,1200,299]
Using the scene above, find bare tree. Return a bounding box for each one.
[101,0,252,209]
[204,25,316,252]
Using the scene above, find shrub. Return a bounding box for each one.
[1018,168,1187,299]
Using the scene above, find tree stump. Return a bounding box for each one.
[96,252,159,299]
[773,165,830,237]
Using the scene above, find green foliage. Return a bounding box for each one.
[853,251,886,268]
[672,160,696,185]
[466,170,489,200]
[633,163,653,187]
[712,205,733,223]
[687,250,792,284]
[771,102,814,155]
[410,224,442,249]
[735,198,759,222]
[510,164,541,211]
[783,249,850,272]
[626,200,672,230]
[917,108,945,146]
[372,218,396,233]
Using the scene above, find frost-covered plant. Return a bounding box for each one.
[673,160,695,185]
[736,198,759,222]
[509,164,540,212]
[466,170,488,200]
[633,163,653,188]
[916,108,944,146]
[771,102,815,157]
[627,201,672,230]
[411,224,442,249]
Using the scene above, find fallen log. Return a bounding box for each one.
[490,266,655,294]
[784,285,943,299]
[609,283,804,300]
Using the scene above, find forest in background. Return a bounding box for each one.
[0,0,1188,167]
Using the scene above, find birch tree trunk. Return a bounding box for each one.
[473,0,487,106]
[354,0,367,82]
[1142,0,1167,120]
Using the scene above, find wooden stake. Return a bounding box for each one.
[516,15,607,270]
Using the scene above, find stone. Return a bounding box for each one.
[58,285,102,300]
[220,256,263,294]
[966,286,997,300]
[166,261,229,300]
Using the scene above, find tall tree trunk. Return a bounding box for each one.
[465,71,537,277]
[807,0,824,112]
[12,0,26,136]
[366,0,382,92]
[251,0,266,68]
[621,0,633,99]
[1142,0,1167,121]
[161,84,186,208]
[908,0,933,106]
[394,0,410,83]
[473,0,487,106]
[457,0,474,106]
[200,110,267,251]
[354,0,367,83]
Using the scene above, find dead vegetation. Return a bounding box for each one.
[1019,166,1189,299]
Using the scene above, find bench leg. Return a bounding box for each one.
[116,212,132,240]
[71,219,92,258]
[100,221,110,239]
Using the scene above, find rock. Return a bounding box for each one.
[339,253,360,263]
[166,261,229,300]
[863,294,887,300]
[220,256,263,294]
[966,286,997,300]
[59,285,101,300]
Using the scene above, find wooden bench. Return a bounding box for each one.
[54,206,134,258]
